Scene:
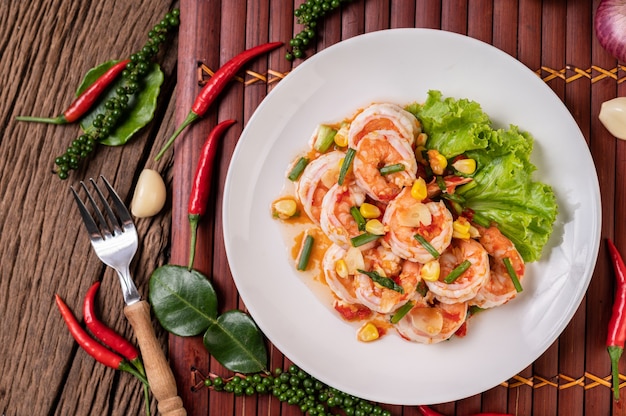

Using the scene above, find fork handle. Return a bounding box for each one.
[124,300,187,416]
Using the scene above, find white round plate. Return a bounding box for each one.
[223,29,601,405]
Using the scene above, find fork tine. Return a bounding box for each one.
[90,177,123,235]
[100,175,133,226]
[81,180,113,238]
[70,186,102,239]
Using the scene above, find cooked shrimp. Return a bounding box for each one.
[295,150,344,224]
[395,296,468,344]
[320,183,370,250]
[471,225,526,309]
[348,102,421,148]
[353,247,417,313]
[382,187,454,262]
[353,131,417,202]
[426,238,490,304]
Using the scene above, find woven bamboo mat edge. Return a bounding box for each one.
[199,64,626,86]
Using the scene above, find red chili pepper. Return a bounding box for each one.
[16,59,130,125]
[83,281,139,362]
[55,293,147,384]
[607,238,626,401]
[154,41,283,161]
[418,405,445,416]
[417,405,512,416]
[187,119,236,270]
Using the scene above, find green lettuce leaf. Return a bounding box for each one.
[407,91,558,262]
[406,90,492,158]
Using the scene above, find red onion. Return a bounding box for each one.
[596,0,626,62]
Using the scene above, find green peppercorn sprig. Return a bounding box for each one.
[192,365,391,416]
[286,0,355,61]
[54,9,180,180]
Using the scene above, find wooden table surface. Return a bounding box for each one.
[1,0,625,415]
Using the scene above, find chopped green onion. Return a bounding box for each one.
[443,260,471,284]
[503,257,523,292]
[435,175,446,192]
[423,158,434,177]
[440,192,466,204]
[469,305,484,316]
[444,199,463,216]
[288,157,309,181]
[338,148,356,185]
[351,232,380,247]
[379,163,406,176]
[456,179,477,194]
[470,211,491,227]
[416,280,429,297]
[350,206,366,231]
[296,234,314,271]
[357,269,404,293]
[390,301,414,324]
[413,234,440,259]
[313,124,338,152]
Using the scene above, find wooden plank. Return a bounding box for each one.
[0,0,178,415]
[169,1,221,415]
[588,0,618,413]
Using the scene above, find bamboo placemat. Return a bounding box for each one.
[171,1,625,415]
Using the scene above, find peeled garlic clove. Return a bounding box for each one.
[131,169,166,218]
[599,97,626,140]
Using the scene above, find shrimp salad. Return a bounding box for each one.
[272,91,558,344]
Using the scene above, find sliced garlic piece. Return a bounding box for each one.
[409,307,444,335]
[344,247,365,274]
[396,203,432,227]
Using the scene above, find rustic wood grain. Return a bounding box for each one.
[2,0,624,414]
[0,1,179,415]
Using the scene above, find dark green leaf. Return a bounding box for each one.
[149,265,218,337]
[357,269,404,293]
[203,310,267,374]
[77,60,164,146]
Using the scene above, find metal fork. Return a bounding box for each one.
[71,177,141,305]
[71,176,186,416]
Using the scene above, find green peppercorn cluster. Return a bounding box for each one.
[203,365,391,416]
[54,9,180,179]
[286,0,354,61]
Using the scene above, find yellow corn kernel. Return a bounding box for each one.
[469,225,480,239]
[410,177,428,201]
[335,259,349,278]
[416,132,428,147]
[272,199,297,219]
[357,322,380,342]
[452,158,477,175]
[365,219,385,235]
[360,202,381,219]
[427,149,448,175]
[420,260,440,282]
[452,217,471,239]
[334,123,349,147]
